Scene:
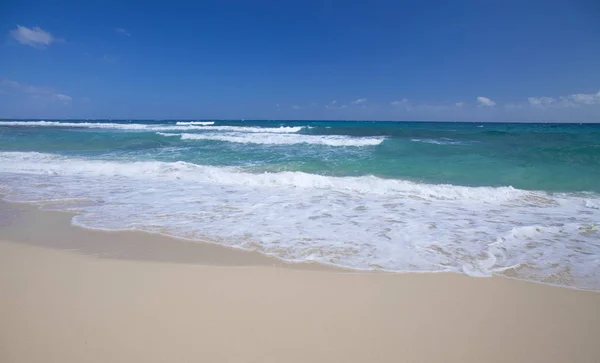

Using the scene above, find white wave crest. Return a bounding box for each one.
[173,132,384,146]
[195,126,303,133]
[0,151,529,200]
[0,121,155,129]
[0,121,302,133]
[175,121,215,125]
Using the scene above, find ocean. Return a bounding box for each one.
[1,120,599,290]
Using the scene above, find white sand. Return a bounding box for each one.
[1,201,599,363]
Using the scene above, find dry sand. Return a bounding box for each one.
[0,201,599,363]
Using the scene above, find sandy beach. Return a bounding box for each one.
[1,201,599,363]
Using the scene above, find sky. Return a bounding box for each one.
[1,0,600,122]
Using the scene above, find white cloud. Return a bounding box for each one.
[9,25,61,49]
[331,100,337,104]
[54,94,72,102]
[352,98,367,105]
[455,102,465,108]
[568,91,600,105]
[115,27,131,37]
[526,90,600,109]
[292,105,301,110]
[477,96,496,107]
[528,96,555,107]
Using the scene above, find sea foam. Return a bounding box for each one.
[173,132,384,146]
[0,121,302,133]
[175,121,215,125]
[1,151,599,290]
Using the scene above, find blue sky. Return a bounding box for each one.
[1,0,599,121]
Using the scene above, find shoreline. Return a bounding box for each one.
[2,198,598,292]
[1,199,600,362]
[0,199,337,271]
[1,198,598,292]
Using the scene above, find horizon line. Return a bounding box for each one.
[0,118,598,124]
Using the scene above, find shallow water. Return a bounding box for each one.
[1,120,599,289]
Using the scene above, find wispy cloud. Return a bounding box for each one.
[455,102,465,108]
[53,94,73,105]
[527,90,600,109]
[390,99,413,111]
[528,97,555,108]
[477,96,496,107]
[0,78,73,104]
[291,105,302,110]
[504,103,525,110]
[1,78,53,94]
[325,100,347,110]
[390,99,409,106]
[352,98,367,105]
[325,103,347,110]
[570,91,600,105]
[115,27,131,37]
[54,94,72,102]
[9,25,62,49]
[102,54,119,63]
[390,99,456,113]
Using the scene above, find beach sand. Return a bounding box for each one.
[1,201,599,363]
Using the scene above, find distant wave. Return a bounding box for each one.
[194,126,303,133]
[175,121,215,126]
[0,121,158,129]
[164,132,385,146]
[0,121,302,133]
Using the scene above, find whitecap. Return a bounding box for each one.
[174,132,384,147]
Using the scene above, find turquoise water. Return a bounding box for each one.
[1,120,599,289]
[2,120,599,191]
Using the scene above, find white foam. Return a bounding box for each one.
[1,151,599,290]
[585,200,599,209]
[193,126,304,133]
[0,121,155,129]
[175,132,384,146]
[0,121,301,133]
[175,121,215,125]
